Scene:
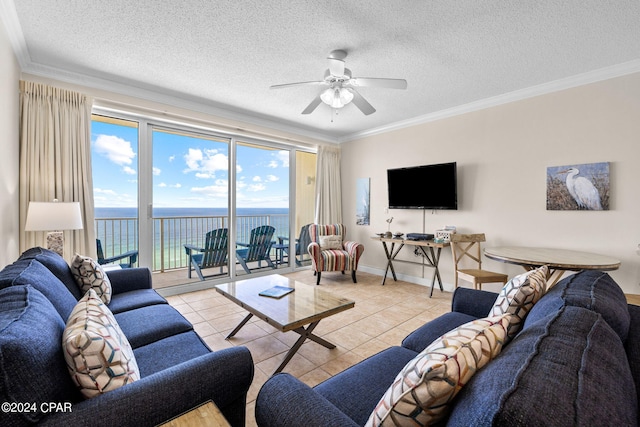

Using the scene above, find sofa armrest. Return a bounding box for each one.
[106,267,153,294]
[451,287,498,318]
[256,373,359,427]
[41,347,253,427]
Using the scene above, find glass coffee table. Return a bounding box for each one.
[215,274,355,374]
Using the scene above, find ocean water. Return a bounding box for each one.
[95,207,289,218]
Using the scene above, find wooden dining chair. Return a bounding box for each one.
[450,233,508,290]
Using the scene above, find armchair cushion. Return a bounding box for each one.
[63,289,140,398]
[319,234,343,250]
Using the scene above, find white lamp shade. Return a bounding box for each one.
[320,87,354,109]
[25,201,84,231]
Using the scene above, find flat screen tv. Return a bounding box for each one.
[387,162,457,210]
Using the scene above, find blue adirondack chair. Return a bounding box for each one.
[184,228,229,280]
[236,225,276,274]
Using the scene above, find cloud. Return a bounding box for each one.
[252,176,262,182]
[171,183,182,188]
[267,160,278,168]
[184,148,228,177]
[93,188,136,208]
[95,134,136,166]
[153,167,161,176]
[190,182,228,198]
[122,166,136,175]
[94,188,118,196]
[248,183,266,192]
[168,155,175,162]
[275,150,289,167]
[158,182,167,188]
[265,174,279,182]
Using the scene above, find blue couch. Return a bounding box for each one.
[256,270,639,426]
[0,247,254,427]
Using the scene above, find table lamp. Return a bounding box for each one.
[25,200,84,257]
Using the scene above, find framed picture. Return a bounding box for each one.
[546,162,609,210]
[356,178,370,225]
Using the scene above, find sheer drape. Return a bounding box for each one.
[314,145,342,224]
[19,80,96,259]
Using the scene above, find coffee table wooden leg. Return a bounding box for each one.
[274,321,335,374]
[225,313,253,339]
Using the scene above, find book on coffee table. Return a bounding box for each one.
[259,285,295,299]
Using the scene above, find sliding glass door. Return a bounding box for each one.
[92,112,315,289]
[91,115,139,266]
[151,127,231,280]
[235,141,290,276]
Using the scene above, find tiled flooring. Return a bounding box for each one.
[165,269,454,427]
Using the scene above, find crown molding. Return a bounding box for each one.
[22,61,340,144]
[338,59,640,143]
[0,0,29,69]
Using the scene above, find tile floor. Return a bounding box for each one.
[165,269,453,426]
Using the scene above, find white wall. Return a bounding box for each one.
[0,19,20,266]
[341,73,640,294]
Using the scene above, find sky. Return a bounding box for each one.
[91,119,290,208]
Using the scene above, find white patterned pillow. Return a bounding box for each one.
[62,289,139,398]
[366,314,511,426]
[319,235,343,250]
[490,265,548,341]
[71,253,112,304]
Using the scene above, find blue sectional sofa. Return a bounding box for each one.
[256,270,639,426]
[0,247,254,427]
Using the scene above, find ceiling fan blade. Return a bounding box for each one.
[301,95,323,114]
[350,90,376,115]
[270,81,326,89]
[349,77,407,89]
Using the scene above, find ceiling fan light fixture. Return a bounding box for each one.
[320,87,354,109]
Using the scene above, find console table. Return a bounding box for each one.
[371,236,449,297]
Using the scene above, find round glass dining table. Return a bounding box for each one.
[484,246,621,287]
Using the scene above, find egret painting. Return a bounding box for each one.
[546,162,609,210]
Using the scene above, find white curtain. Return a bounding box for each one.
[19,80,96,259]
[314,145,342,225]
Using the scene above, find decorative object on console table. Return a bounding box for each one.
[435,226,456,243]
[25,200,83,257]
[385,217,394,238]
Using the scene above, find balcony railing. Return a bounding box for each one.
[95,214,289,272]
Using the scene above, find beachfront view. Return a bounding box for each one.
[91,115,316,283]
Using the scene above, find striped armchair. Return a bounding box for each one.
[308,224,365,285]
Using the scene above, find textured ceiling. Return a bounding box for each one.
[4,0,640,143]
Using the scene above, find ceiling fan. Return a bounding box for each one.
[270,49,407,116]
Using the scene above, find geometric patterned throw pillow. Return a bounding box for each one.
[490,265,548,341]
[366,314,511,427]
[62,289,139,398]
[70,253,112,304]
